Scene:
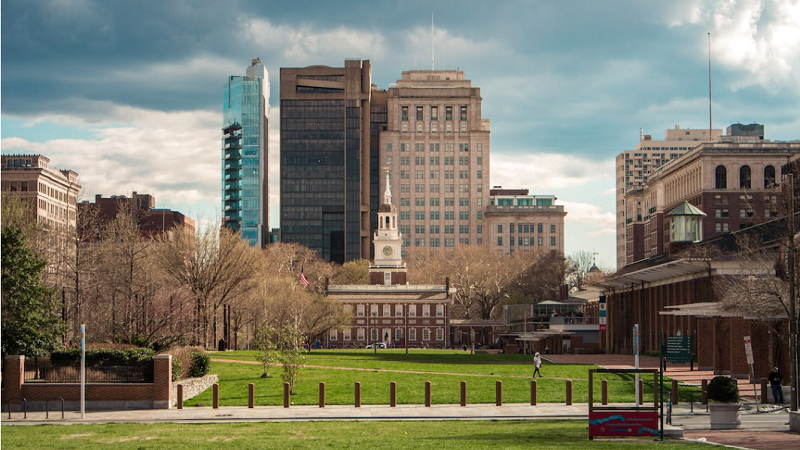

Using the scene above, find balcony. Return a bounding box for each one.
[224,150,242,160]
[224,173,242,181]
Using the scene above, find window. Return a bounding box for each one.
[550,237,556,246]
[330,329,338,340]
[459,225,469,234]
[371,328,378,341]
[445,106,453,121]
[430,210,439,220]
[477,225,482,234]
[460,106,467,121]
[445,157,454,165]
[550,224,556,233]
[429,225,440,234]
[538,237,543,245]
[430,143,439,152]
[459,211,469,220]
[430,156,439,165]
[423,305,430,317]
[445,211,454,220]
[357,328,365,341]
[436,328,444,341]
[764,165,776,188]
[436,304,444,317]
[409,328,417,341]
[401,106,408,121]
[431,106,438,121]
[459,198,469,206]
[430,238,440,247]
[383,304,391,317]
[395,305,403,316]
[445,238,454,247]
[408,305,416,317]
[416,106,423,121]
[497,236,503,246]
[445,225,454,234]
[497,224,503,233]
[537,224,543,233]
[371,304,379,317]
[387,143,393,152]
[395,328,403,341]
[740,165,751,189]
[357,304,365,317]
[445,197,454,206]
[430,198,440,206]
[715,165,727,189]
[343,329,351,341]
[422,328,431,341]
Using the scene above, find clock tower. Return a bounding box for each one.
[369,170,407,285]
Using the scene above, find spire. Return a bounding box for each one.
[383,169,392,205]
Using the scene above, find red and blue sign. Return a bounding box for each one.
[589,411,659,437]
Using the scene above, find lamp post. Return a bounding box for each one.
[405,303,409,356]
[787,174,798,411]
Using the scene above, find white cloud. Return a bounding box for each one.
[561,201,616,236]
[2,105,220,212]
[490,152,614,192]
[243,18,386,64]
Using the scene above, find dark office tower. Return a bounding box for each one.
[280,60,380,263]
[222,58,269,247]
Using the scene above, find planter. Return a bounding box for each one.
[709,403,741,430]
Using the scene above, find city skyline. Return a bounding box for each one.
[3,0,800,267]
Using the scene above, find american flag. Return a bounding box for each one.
[300,266,310,288]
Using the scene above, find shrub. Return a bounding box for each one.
[707,376,739,403]
[169,346,204,379]
[171,359,182,382]
[50,348,155,365]
[189,352,211,378]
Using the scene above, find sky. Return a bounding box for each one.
[3,0,800,268]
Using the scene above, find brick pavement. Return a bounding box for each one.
[683,430,800,450]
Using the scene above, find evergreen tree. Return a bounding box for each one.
[1,226,65,357]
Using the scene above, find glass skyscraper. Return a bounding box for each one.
[222,59,269,247]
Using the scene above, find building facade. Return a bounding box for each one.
[1,154,80,232]
[79,192,195,239]
[623,137,800,264]
[325,171,452,348]
[484,188,566,256]
[223,58,269,248]
[380,70,490,257]
[280,60,384,263]
[616,126,722,268]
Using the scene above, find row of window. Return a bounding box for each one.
[396,170,483,180]
[330,327,445,342]
[394,156,480,165]
[407,224,483,234]
[715,165,776,190]
[405,237,475,247]
[498,224,557,234]
[352,303,444,317]
[397,184,483,194]
[399,210,480,221]
[389,143,482,153]
[401,105,467,122]
[498,236,557,246]
[400,198,482,207]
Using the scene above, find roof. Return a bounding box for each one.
[598,258,711,290]
[660,302,786,320]
[667,201,707,217]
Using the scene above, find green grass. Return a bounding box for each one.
[1,421,708,449]
[184,350,700,406]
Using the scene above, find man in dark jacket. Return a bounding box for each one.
[768,367,784,403]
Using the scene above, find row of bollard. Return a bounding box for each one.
[176,379,626,409]
[175,378,696,409]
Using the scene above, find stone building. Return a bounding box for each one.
[484,187,566,256]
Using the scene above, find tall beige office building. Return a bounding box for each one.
[380,70,490,256]
[615,126,722,269]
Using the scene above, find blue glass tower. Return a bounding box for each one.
[223,59,269,247]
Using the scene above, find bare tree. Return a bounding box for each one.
[565,250,596,292]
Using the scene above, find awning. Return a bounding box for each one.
[598,258,710,290]
[659,302,785,320]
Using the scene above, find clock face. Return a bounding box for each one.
[382,245,393,256]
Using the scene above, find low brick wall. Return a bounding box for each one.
[2,354,172,411]
[171,374,218,407]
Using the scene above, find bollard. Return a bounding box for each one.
[283,382,290,408]
[495,381,503,406]
[760,379,768,403]
[637,379,643,405]
[355,382,361,408]
[701,379,708,405]
[213,383,219,409]
[460,381,467,407]
[530,380,537,405]
[319,382,326,408]
[671,379,679,405]
[248,383,255,408]
[566,379,573,405]
[601,379,608,405]
[177,384,184,409]
[390,382,397,407]
[425,381,432,407]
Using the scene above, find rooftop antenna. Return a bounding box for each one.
[708,32,713,142]
[431,13,435,70]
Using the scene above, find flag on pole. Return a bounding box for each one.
[300,266,310,288]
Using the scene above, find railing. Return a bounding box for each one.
[24,359,153,383]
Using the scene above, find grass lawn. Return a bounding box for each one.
[1,421,710,449]
[184,350,700,407]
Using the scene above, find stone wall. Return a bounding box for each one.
[171,374,218,407]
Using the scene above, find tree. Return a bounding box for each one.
[252,323,279,378]
[331,259,370,285]
[277,324,305,394]
[1,226,65,357]
[565,250,596,292]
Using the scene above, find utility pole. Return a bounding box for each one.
[788,174,798,411]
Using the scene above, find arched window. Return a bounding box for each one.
[715,165,727,189]
[740,165,751,189]
[764,165,776,188]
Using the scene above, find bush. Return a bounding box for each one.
[189,352,211,378]
[50,348,155,365]
[171,358,182,382]
[169,346,204,379]
[707,376,739,403]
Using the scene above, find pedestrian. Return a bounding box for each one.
[532,352,543,377]
[768,366,784,403]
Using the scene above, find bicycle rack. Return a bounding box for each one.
[45,397,65,419]
[5,397,27,419]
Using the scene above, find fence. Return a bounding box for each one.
[23,358,153,383]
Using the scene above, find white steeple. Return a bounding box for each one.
[384,170,392,206]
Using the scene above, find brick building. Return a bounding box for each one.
[80,192,194,239]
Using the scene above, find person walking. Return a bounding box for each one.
[768,367,784,404]
[533,352,543,378]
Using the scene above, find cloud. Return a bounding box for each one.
[1,106,220,210]
[561,201,617,236]
[490,152,614,192]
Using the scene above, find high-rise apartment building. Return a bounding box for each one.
[222,58,269,247]
[380,70,490,256]
[280,60,383,263]
[1,154,80,231]
[615,126,722,269]
[484,188,566,256]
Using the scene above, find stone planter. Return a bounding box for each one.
[709,403,741,430]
